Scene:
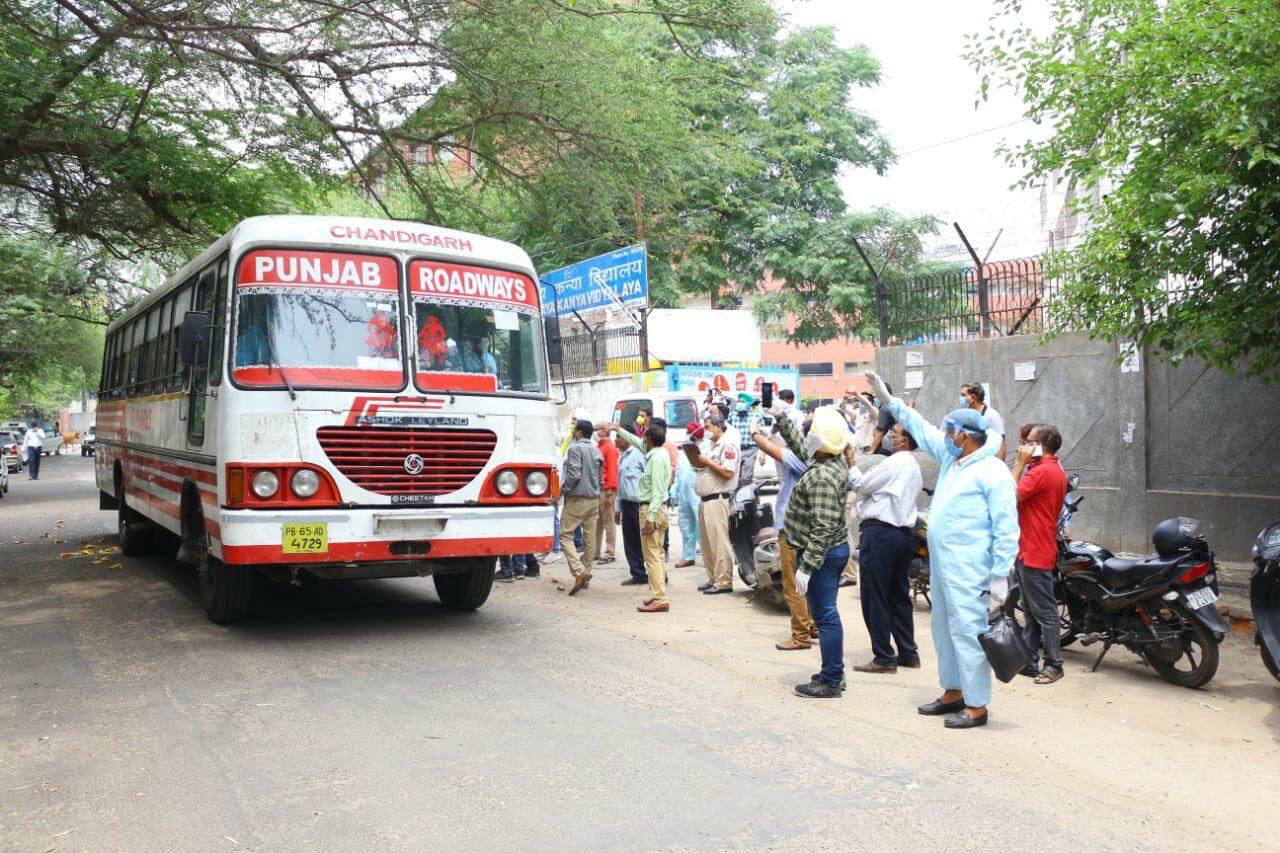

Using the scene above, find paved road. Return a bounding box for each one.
[2,457,1278,851]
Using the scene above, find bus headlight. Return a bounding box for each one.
[251,470,279,499]
[495,470,520,496]
[291,469,320,498]
[525,470,549,496]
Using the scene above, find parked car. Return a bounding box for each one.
[81,424,96,457]
[2,431,22,473]
[609,392,703,443]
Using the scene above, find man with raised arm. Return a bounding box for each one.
[864,371,1019,730]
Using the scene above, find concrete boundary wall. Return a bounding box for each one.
[875,330,1280,561]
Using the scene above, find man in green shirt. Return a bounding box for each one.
[601,419,673,612]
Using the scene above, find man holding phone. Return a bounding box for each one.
[1012,423,1068,684]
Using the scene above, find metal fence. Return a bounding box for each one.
[878,256,1062,345]
[553,325,647,381]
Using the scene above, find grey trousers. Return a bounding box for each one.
[1017,561,1062,671]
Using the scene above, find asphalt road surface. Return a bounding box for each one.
[2,456,1278,851]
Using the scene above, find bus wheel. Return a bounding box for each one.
[433,557,496,611]
[198,535,254,624]
[117,489,156,557]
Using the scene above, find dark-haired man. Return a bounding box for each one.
[961,382,1006,459]
[1012,423,1068,684]
[849,424,924,674]
[607,420,673,612]
[560,419,603,595]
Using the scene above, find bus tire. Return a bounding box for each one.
[199,539,254,624]
[433,557,496,611]
[117,487,155,557]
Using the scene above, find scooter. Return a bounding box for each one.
[1006,477,1227,688]
[729,481,772,588]
[1250,522,1280,682]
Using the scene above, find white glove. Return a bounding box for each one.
[989,575,1009,607]
[794,568,811,596]
[864,370,892,404]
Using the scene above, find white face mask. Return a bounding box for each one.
[804,432,825,457]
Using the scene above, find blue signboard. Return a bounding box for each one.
[539,244,648,317]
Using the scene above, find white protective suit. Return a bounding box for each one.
[889,398,1020,707]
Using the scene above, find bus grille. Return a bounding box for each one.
[316,427,497,496]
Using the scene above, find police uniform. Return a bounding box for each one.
[695,431,740,590]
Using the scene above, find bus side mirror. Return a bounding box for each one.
[544,315,563,365]
[179,311,212,366]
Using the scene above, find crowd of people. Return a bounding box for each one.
[509,370,1069,731]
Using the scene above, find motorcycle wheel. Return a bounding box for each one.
[1149,601,1220,689]
[1001,586,1082,647]
[1261,640,1280,682]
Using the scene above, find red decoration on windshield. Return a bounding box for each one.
[417,314,448,365]
[364,310,398,357]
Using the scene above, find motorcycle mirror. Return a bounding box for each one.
[1067,473,1080,492]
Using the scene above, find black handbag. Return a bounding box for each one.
[980,611,1033,683]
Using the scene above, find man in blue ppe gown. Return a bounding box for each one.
[866,371,1019,729]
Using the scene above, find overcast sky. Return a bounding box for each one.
[782,0,1054,261]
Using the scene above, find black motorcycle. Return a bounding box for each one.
[1007,481,1227,688]
[1251,522,1280,682]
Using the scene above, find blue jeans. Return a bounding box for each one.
[26,447,40,479]
[805,542,851,686]
[500,554,527,574]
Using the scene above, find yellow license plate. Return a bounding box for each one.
[282,522,328,554]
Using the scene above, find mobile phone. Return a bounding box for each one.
[761,382,773,410]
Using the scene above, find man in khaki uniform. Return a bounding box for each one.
[690,413,740,594]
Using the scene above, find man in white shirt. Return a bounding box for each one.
[848,423,923,674]
[22,421,45,480]
[962,382,1006,459]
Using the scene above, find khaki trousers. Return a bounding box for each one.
[640,503,670,604]
[843,495,860,581]
[698,496,733,590]
[595,488,617,558]
[560,495,598,578]
[778,531,817,646]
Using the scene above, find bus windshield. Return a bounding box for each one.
[407,258,546,395]
[412,300,546,394]
[232,249,403,390]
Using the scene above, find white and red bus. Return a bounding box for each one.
[95,216,562,622]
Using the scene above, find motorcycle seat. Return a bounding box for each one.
[754,528,777,546]
[1102,556,1174,589]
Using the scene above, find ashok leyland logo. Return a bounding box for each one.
[403,454,425,475]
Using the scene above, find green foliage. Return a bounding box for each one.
[969,0,1280,380]
[0,235,109,415]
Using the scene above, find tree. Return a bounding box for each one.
[969,0,1280,380]
[0,234,121,415]
[342,18,938,342]
[0,0,770,259]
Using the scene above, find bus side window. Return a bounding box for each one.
[210,256,228,384]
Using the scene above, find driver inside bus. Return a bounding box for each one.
[459,315,497,375]
[235,311,270,368]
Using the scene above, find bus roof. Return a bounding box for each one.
[107,216,539,333]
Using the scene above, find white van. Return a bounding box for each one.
[609,393,702,443]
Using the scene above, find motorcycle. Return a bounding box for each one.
[1251,521,1280,681]
[1006,476,1227,689]
[729,482,772,588]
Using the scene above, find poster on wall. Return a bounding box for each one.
[665,364,801,397]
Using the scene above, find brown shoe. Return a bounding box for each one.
[897,656,922,669]
[853,660,898,674]
[569,572,592,596]
[775,639,812,651]
[674,560,695,568]
[637,600,669,613]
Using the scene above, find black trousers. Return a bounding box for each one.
[619,500,645,580]
[858,521,919,666]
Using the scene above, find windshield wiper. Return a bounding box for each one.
[262,325,297,401]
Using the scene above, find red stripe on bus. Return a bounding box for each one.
[233,366,403,389]
[220,536,553,566]
[414,372,497,393]
[125,450,217,486]
[124,486,221,544]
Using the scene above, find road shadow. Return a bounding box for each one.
[125,539,508,640]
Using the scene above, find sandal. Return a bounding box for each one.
[1034,667,1063,684]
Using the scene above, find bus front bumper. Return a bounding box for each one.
[215,504,555,567]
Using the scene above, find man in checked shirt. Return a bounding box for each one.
[772,404,853,698]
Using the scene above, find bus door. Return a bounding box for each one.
[187,258,227,448]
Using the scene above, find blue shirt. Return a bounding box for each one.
[616,446,644,507]
[729,408,756,448]
[772,444,808,527]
